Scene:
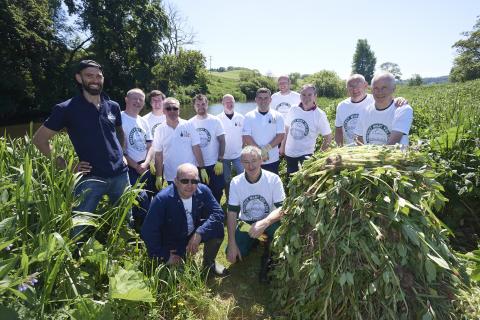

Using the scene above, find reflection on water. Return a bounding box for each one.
[208,102,257,116]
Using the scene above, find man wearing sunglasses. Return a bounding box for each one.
[152,98,207,188]
[141,163,227,276]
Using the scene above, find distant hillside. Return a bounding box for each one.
[399,75,449,85]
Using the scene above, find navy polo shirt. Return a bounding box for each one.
[44,93,127,178]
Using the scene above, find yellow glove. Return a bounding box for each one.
[155,176,163,190]
[149,161,156,175]
[214,161,223,175]
[261,144,271,161]
[200,168,210,185]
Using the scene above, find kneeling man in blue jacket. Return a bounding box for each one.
[141,163,228,276]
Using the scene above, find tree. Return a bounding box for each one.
[408,74,423,86]
[450,16,480,82]
[352,39,376,83]
[380,62,402,80]
[160,2,196,55]
[301,70,345,98]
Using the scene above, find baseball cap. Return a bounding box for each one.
[77,60,102,73]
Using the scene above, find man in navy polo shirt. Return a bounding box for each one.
[33,60,129,232]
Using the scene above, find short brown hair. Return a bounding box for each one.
[148,90,166,102]
[256,87,271,96]
[192,94,208,106]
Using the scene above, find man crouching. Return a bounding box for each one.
[141,163,227,276]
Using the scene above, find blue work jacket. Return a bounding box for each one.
[141,183,224,261]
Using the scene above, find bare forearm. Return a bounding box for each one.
[192,145,205,167]
[335,127,344,147]
[387,131,404,145]
[217,135,225,159]
[226,211,238,243]
[144,143,153,164]
[262,207,284,226]
[242,135,258,147]
[268,133,285,148]
[154,151,163,177]
[320,134,332,151]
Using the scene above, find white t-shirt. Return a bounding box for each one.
[242,109,285,164]
[229,170,285,222]
[354,101,413,146]
[189,114,225,167]
[217,112,245,160]
[143,112,166,138]
[181,197,194,235]
[152,119,200,181]
[285,105,332,157]
[335,94,374,145]
[121,112,152,163]
[270,91,301,117]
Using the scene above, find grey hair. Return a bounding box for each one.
[372,72,396,89]
[347,74,367,86]
[164,97,180,108]
[240,145,262,160]
[175,163,198,179]
[301,83,317,94]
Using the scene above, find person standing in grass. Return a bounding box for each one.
[270,75,301,118]
[242,88,285,174]
[33,60,129,227]
[121,88,155,229]
[226,146,285,283]
[335,74,408,146]
[280,84,332,176]
[152,98,208,188]
[142,90,166,138]
[354,72,414,146]
[141,163,228,277]
[217,94,244,197]
[189,94,226,203]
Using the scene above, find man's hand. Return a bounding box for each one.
[249,219,269,239]
[55,156,67,169]
[186,233,202,255]
[227,242,242,264]
[155,176,163,190]
[214,161,223,175]
[279,143,285,156]
[260,144,271,161]
[136,162,149,174]
[200,168,210,184]
[394,97,408,107]
[74,161,92,175]
[166,250,182,266]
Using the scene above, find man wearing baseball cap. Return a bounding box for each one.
[33,59,129,237]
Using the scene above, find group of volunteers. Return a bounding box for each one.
[32,59,413,282]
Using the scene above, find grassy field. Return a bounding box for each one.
[0,79,479,319]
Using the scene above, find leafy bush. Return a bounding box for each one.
[301,70,346,98]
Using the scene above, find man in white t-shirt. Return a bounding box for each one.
[354,72,414,146]
[243,88,285,174]
[335,74,408,146]
[143,90,166,138]
[280,84,332,176]
[217,94,244,195]
[189,94,226,203]
[121,88,155,229]
[226,146,285,283]
[270,75,301,118]
[152,98,208,188]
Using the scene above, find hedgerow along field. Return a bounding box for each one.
[0,79,479,319]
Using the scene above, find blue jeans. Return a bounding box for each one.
[73,171,130,237]
[223,157,244,183]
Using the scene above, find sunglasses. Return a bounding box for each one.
[165,106,179,111]
[179,179,200,185]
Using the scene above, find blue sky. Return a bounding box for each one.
[173,0,479,79]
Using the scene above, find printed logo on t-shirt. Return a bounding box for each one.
[343,113,359,140]
[179,130,191,138]
[242,195,270,221]
[275,102,291,114]
[196,128,212,148]
[366,123,390,145]
[290,119,309,140]
[151,122,162,137]
[234,121,242,127]
[128,127,147,151]
[107,112,116,124]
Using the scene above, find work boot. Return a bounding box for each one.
[259,240,272,284]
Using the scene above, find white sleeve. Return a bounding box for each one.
[317,110,332,136]
[153,126,163,152]
[272,175,286,204]
[392,105,413,134]
[275,112,285,134]
[228,180,240,206]
[144,119,152,141]
[215,118,225,136]
[334,103,342,127]
[242,116,252,136]
[189,123,201,146]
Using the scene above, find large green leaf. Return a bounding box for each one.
[109,267,155,302]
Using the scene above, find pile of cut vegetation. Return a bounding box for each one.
[272,146,469,319]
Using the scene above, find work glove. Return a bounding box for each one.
[261,144,272,161]
[149,161,156,175]
[155,176,163,190]
[214,161,223,175]
[200,168,210,185]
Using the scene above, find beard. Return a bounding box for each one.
[81,79,103,96]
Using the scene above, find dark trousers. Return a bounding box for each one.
[201,237,223,268]
[128,164,156,229]
[285,154,311,186]
[261,160,280,175]
[199,165,225,204]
